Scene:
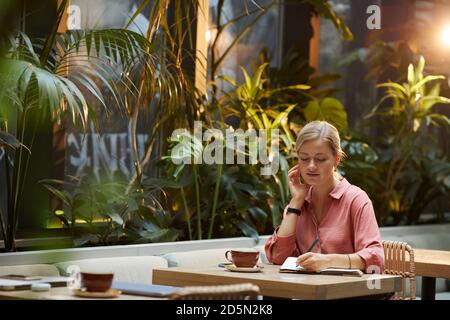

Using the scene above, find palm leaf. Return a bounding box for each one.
[3,60,89,127]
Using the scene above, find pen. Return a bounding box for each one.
[295,238,320,267]
[307,238,320,252]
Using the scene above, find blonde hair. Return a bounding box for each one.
[296,121,346,162]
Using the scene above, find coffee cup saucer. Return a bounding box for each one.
[224,264,263,273]
[73,288,121,298]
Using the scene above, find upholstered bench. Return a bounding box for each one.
[0,264,60,277]
[55,256,168,285]
[162,247,263,268]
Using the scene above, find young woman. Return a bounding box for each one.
[265,121,384,273]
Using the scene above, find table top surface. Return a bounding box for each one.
[411,249,450,279]
[152,264,401,300]
[0,286,164,300]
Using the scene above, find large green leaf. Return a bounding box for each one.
[247,207,268,225]
[376,82,408,97]
[107,212,124,225]
[0,131,20,149]
[269,84,311,96]
[411,75,445,93]
[236,220,259,242]
[407,63,415,85]
[40,183,72,208]
[302,0,353,41]
[73,234,100,247]
[271,104,295,129]
[303,97,348,132]
[139,227,179,243]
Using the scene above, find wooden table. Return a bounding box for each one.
[152,264,401,300]
[0,286,164,300]
[411,249,450,300]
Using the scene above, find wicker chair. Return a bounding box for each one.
[169,283,261,300]
[382,240,416,300]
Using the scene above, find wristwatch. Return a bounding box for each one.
[287,207,302,216]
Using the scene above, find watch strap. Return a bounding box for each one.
[287,207,302,216]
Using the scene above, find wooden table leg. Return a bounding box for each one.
[421,277,436,300]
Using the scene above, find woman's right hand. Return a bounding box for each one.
[288,164,310,208]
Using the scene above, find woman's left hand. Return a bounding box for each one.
[296,253,331,272]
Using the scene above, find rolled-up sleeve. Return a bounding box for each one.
[352,199,384,273]
[265,206,301,264]
[265,227,299,265]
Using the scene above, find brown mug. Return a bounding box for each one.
[80,272,114,292]
[225,249,259,268]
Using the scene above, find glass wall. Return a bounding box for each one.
[319,0,378,126]
[208,0,283,91]
[64,0,152,183]
[46,1,156,230]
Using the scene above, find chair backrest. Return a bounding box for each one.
[382,240,416,300]
[169,283,261,300]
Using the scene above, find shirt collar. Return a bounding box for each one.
[329,178,351,199]
[304,178,350,203]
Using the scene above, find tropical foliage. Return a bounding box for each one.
[0,0,191,250]
[3,0,448,252]
[40,172,179,246]
[362,57,450,224]
[0,0,354,250]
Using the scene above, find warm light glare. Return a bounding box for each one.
[441,25,450,46]
[74,218,110,224]
[205,30,211,43]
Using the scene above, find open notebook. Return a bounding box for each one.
[279,257,363,277]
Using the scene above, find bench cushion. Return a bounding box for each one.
[0,264,60,277]
[435,291,450,300]
[54,256,168,285]
[162,247,262,268]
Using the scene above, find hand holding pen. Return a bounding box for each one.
[296,238,331,271]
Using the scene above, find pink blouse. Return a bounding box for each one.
[265,178,384,273]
